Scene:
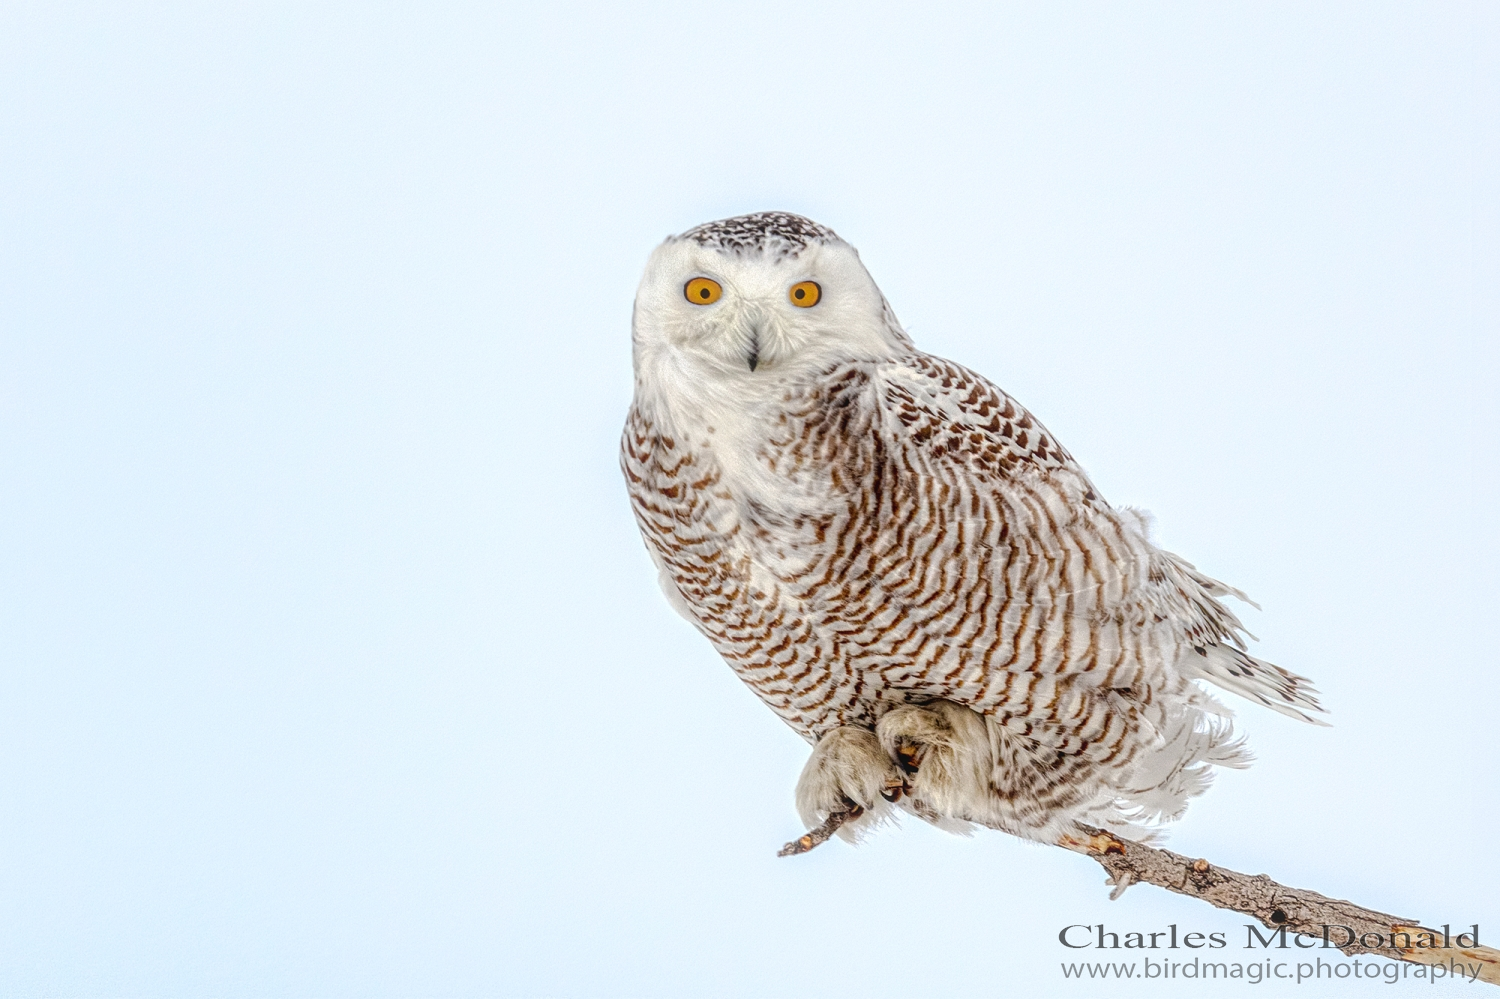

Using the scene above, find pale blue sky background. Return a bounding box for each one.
[1,3,1496,997]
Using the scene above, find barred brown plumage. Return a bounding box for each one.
[622,212,1325,846]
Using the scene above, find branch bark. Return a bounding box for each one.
[776,805,863,857]
[781,811,1500,986]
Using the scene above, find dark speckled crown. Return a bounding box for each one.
[678,212,841,258]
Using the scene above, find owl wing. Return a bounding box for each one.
[858,353,1324,724]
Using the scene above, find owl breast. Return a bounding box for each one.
[623,356,1169,745]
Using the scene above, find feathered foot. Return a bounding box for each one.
[792,726,905,845]
[875,702,993,828]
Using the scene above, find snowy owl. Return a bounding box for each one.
[620,212,1324,846]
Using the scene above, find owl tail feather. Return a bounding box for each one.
[1183,642,1329,726]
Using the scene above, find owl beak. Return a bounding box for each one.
[747,331,760,372]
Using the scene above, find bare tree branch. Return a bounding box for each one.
[780,812,1499,985]
[776,805,863,857]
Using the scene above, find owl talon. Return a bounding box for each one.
[894,740,924,776]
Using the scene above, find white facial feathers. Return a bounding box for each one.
[629,215,908,399]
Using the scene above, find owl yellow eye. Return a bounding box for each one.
[789,281,821,307]
[684,277,722,305]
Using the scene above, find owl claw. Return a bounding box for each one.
[893,740,925,776]
[880,776,907,802]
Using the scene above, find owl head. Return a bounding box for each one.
[630,213,911,395]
